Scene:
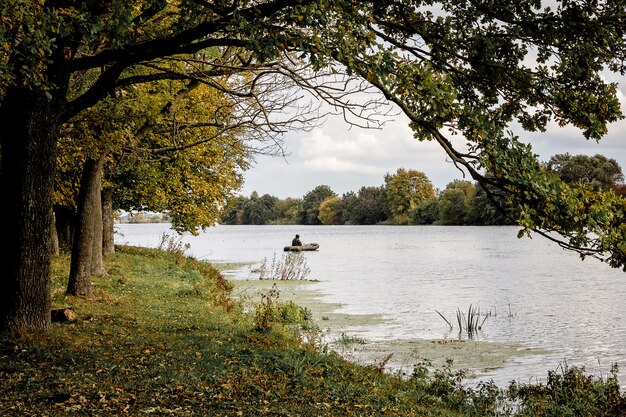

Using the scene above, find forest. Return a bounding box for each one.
[221,154,626,226]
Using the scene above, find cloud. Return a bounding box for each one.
[242,82,626,199]
[302,156,381,175]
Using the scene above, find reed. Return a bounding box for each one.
[435,310,453,331]
[436,305,488,338]
[456,305,489,338]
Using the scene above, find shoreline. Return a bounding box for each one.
[231,278,545,382]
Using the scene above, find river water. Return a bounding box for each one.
[115,223,626,387]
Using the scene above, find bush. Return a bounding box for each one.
[507,363,626,417]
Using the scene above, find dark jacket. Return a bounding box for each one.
[291,237,302,246]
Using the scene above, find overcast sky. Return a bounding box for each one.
[240,84,626,200]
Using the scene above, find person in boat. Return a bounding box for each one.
[291,234,302,246]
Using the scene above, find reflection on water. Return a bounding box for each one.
[115,223,626,387]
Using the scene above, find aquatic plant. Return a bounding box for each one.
[436,305,488,338]
[506,303,516,318]
[258,252,311,280]
[435,310,453,331]
[456,305,488,338]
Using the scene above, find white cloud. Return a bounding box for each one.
[302,156,381,175]
[242,79,626,199]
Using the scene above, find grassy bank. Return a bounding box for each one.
[1,247,624,416]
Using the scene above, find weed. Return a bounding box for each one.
[507,362,626,416]
[258,252,311,280]
[253,284,281,330]
[252,284,314,332]
[410,359,505,415]
[157,232,190,261]
[334,332,367,350]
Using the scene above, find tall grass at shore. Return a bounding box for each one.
[0,246,624,416]
[436,305,489,338]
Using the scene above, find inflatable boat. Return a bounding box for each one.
[283,243,319,252]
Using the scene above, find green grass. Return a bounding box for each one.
[1,246,624,416]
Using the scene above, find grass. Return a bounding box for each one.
[1,246,625,416]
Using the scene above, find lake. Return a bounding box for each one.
[115,223,626,387]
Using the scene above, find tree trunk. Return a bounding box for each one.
[54,206,75,252]
[51,210,60,255]
[0,87,60,336]
[67,156,104,296]
[91,160,105,276]
[102,188,115,255]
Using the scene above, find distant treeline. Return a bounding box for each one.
[222,154,626,226]
[221,169,512,226]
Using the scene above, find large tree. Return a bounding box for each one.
[318,195,344,225]
[438,180,475,225]
[384,168,435,224]
[298,185,337,225]
[547,153,624,191]
[349,186,388,225]
[1,1,376,334]
[3,0,626,335]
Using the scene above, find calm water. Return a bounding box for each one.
[115,223,626,387]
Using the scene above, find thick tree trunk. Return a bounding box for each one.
[102,188,115,255]
[0,87,60,335]
[67,156,104,296]
[67,158,103,296]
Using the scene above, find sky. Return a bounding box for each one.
[240,84,626,200]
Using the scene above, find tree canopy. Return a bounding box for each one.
[3,0,626,335]
[385,168,435,224]
[547,153,624,191]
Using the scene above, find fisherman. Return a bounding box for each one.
[291,234,302,246]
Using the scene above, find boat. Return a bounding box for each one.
[283,243,319,252]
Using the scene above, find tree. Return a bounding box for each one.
[349,186,388,225]
[58,74,256,295]
[547,154,624,191]
[4,0,626,335]
[298,185,336,225]
[348,2,626,267]
[220,195,248,225]
[338,191,359,224]
[273,197,302,224]
[384,169,435,225]
[0,1,382,335]
[241,192,278,225]
[438,181,475,225]
[318,196,343,225]
[468,184,513,226]
[411,198,440,225]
